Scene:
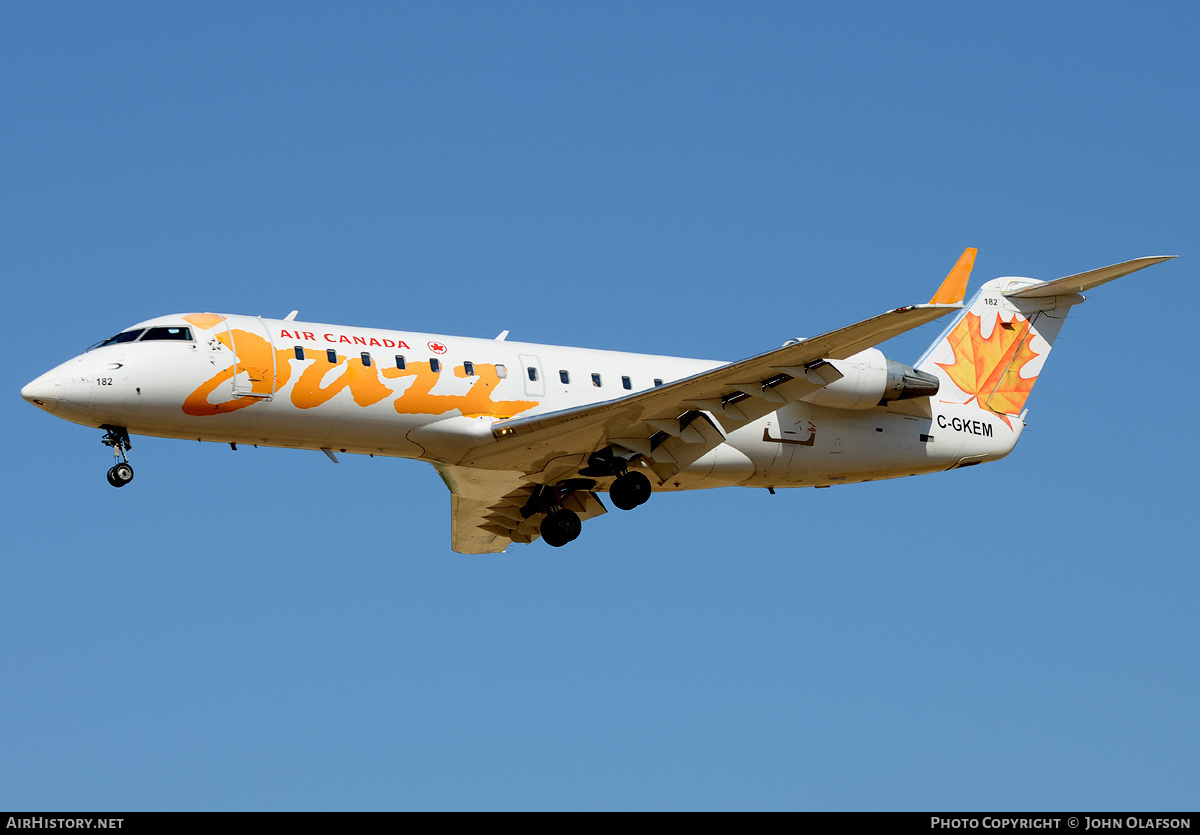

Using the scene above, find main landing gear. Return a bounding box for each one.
[525,460,656,549]
[609,471,651,511]
[541,508,583,548]
[101,425,134,488]
[581,447,654,514]
[523,484,587,548]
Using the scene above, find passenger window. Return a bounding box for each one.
[560,370,570,384]
[431,358,441,373]
[361,352,371,367]
[396,355,406,370]
[654,378,663,387]
[294,346,305,361]
[592,373,602,387]
[141,326,194,341]
[528,367,539,382]
[464,361,475,376]
[621,375,632,390]
[327,349,337,363]
[496,364,507,379]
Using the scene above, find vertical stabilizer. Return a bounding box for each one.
[915,277,1077,420]
[915,255,1173,419]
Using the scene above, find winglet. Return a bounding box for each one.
[928,247,977,305]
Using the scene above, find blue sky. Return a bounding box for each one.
[2,2,1197,810]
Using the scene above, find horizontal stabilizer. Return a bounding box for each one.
[1004,256,1176,298]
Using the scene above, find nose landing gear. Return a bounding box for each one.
[101,425,134,488]
[106,462,134,488]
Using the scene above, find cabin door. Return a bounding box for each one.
[518,354,545,398]
[226,315,278,399]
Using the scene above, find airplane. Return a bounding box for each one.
[20,250,1173,553]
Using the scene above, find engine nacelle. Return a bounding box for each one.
[799,348,939,410]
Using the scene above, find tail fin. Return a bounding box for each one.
[915,254,1174,419]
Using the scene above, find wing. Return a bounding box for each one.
[435,464,606,554]
[460,255,972,483]
[438,250,973,550]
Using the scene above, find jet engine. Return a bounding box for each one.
[800,348,939,410]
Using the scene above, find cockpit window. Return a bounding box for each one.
[93,329,146,349]
[89,325,195,351]
[140,326,193,341]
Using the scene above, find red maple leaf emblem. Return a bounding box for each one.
[427,341,447,355]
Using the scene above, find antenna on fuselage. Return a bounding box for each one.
[495,330,509,341]
[284,310,299,321]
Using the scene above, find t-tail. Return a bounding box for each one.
[916,251,1176,425]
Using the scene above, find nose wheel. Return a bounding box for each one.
[107,462,134,488]
[101,425,134,488]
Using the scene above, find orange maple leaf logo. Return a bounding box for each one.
[936,311,1041,419]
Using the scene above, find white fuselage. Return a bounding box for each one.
[22,311,1021,491]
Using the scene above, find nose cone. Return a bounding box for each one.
[21,371,61,413]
